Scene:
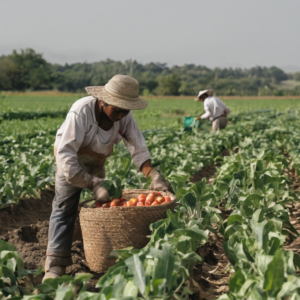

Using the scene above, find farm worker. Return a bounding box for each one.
[194,89,230,131]
[43,75,171,281]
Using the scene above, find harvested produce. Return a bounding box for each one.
[93,193,170,208]
[137,194,147,202]
[146,193,155,204]
[94,202,102,208]
[151,200,159,206]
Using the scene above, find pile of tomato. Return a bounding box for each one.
[94,192,171,208]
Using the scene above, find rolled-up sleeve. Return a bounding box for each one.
[122,114,151,170]
[56,112,93,188]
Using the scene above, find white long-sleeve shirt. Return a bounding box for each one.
[200,96,230,121]
[55,96,151,188]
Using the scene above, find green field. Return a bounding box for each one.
[1,94,300,299]
[1,94,300,133]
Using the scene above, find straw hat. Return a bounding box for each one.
[194,89,214,101]
[85,75,148,110]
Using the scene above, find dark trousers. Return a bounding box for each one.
[45,170,82,270]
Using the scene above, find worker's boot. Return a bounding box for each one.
[42,266,66,282]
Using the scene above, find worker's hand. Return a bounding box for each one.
[90,177,110,203]
[223,109,227,116]
[194,116,201,121]
[148,169,171,192]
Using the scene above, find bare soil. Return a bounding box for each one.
[0,192,100,290]
[0,190,54,236]
[190,166,217,184]
[189,231,230,300]
[190,149,231,184]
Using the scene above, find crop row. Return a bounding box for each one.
[0,119,235,207]
[0,110,69,122]
[1,109,300,299]
[93,112,300,299]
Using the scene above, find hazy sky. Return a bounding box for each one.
[1,0,299,70]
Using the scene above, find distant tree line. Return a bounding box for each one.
[1,48,300,96]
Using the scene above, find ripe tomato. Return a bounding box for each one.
[120,201,128,206]
[137,194,147,202]
[137,202,144,206]
[120,198,127,201]
[151,200,159,206]
[130,198,138,205]
[145,201,151,206]
[146,193,155,204]
[94,202,102,208]
[164,196,171,203]
[110,201,121,207]
[127,198,138,206]
[156,196,165,204]
[111,198,121,204]
[102,202,111,208]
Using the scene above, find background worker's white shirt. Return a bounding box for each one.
[201,96,230,121]
[55,96,151,188]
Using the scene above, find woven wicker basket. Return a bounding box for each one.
[79,189,177,273]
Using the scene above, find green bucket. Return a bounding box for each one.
[184,117,195,128]
[184,117,203,131]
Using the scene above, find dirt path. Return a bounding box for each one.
[189,160,231,299]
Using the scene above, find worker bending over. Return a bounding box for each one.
[195,89,230,131]
[43,75,171,281]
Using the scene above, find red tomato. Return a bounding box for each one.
[110,201,121,207]
[120,197,127,201]
[145,201,151,206]
[94,202,102,208]
[120,201,128,206]
[156,196,165,204]
[151,200,159,206]
[164,196,171,203]
[137,202,144,206]
[130,198,138,205]
[111,198,121,203]
[137,194,147,202]
[146,193,155,204]
[102,202,111,208]
[127,198,138,206]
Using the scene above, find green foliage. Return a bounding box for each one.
[0,49,54,91]
[1,48,298,95]
[99,179,122,199]
[1,99,300,298]
[0,240,43,298]
[154,74,181,96]
[294,72,300,81]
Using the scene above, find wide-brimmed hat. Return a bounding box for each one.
[85,75,148,110]
[194,89,214,101]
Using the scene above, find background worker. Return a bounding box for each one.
[43,74,171,281]
[195,89,230,131]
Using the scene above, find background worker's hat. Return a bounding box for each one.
[194,89,214,101]
[85,74,148,110]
